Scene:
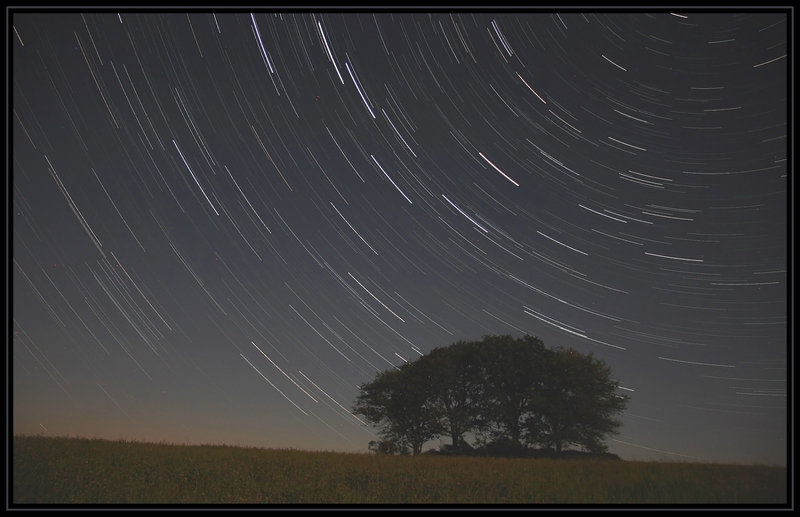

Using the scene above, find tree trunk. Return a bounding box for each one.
[510,420,521,446]
[451,425,463,449]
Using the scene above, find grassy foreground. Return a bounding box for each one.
[12,435,786,505]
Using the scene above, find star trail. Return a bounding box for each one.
[11,9,788,466]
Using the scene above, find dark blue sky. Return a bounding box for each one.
[11,9,789,466]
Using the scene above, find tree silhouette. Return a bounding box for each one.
[472,334,550,453]
[523,346,628,454]
[352,335,629,457]
[415,341,485,453]
[353,361,440,456]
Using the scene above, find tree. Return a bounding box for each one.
[353,362,440,456]
[415,341,485,453]
[368,437,410,455]
[352,335,629,458]
[472,335,549,452]
[523,346,629,454]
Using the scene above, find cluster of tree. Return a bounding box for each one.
[352,335,629,457]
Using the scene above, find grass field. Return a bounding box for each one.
[12,435,787,505]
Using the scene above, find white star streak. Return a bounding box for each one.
[251,342,318,403]
[346,61,376,119]
[645,252,704,262]
[45,156,105,258]
[442,194,488,232]
[317,20,344,84]
[524,307,625,350]
[240,353,308,416]
[97,383,133,421]
[478,152,519,186]
[250,14,273,73]
[580,204,627,223]
[225,166,271,233]
[371,155,413,203]
[602,54,627,71]
[288,304,352,362]
[608,136,645,151]
[658,357,735,368]
[331,202,379,255]
[516,72,546,104]
[298,371,367,426]
[537,231,588,255]
[612,439,700,459]
[172,140,219,216]
[347,273,405,323]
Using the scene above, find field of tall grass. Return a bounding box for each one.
[12,435,787,505]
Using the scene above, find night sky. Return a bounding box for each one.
[11,9,789,466]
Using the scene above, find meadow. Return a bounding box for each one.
[12,435,787,505]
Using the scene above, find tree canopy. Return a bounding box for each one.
[352,334,629,457]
